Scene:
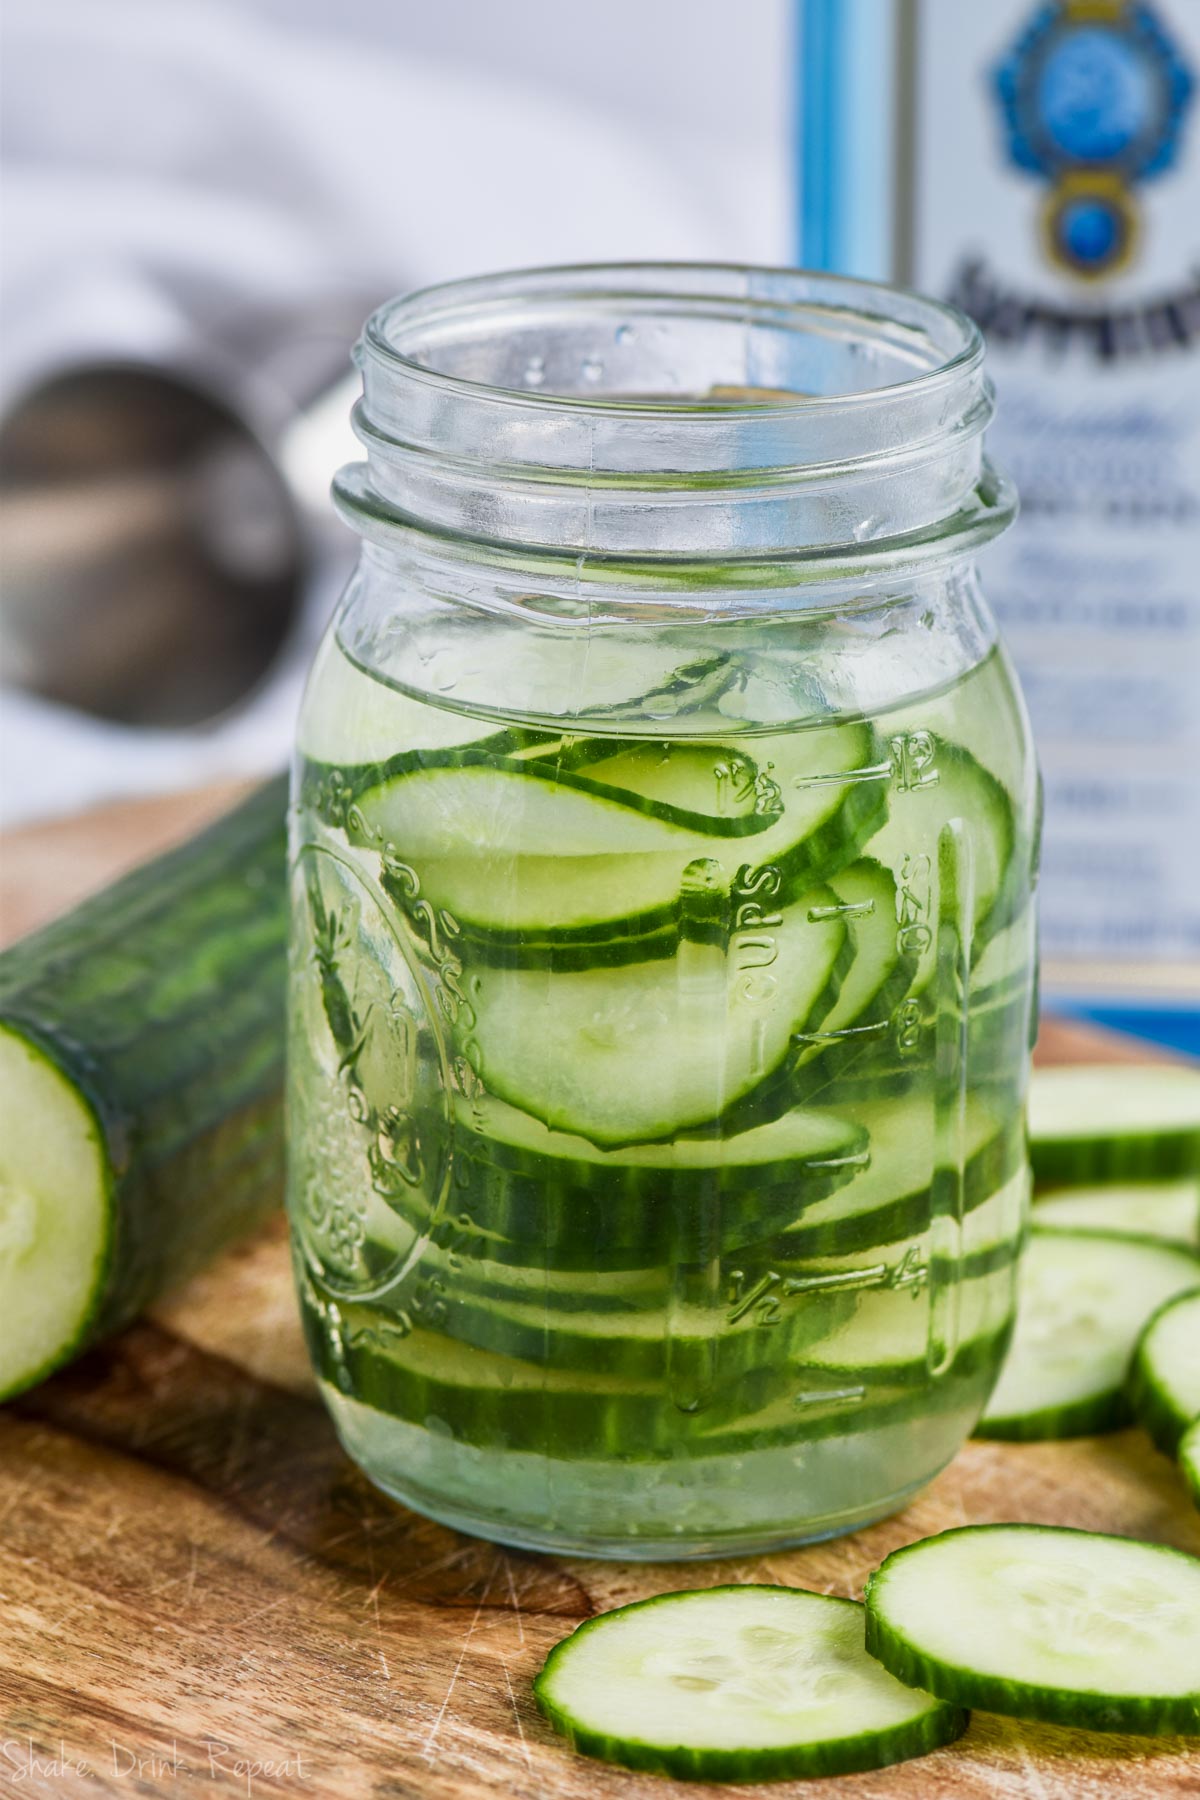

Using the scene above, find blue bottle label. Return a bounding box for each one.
[900,0,1200,979]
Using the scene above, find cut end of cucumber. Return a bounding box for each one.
[0,1023,110,1399]
[534,1585,965,1782]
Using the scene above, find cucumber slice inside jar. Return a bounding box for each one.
[1028,1064,1200,1187]
[461,889,852,1145]
[766,1094,1024,1261]
[303,1315,796,1458]
[421,1091,1024,1277]
[864,1524,1200,1736]
[398,1185,1023,1383]
[976,1228,1200,1441]
[349,719,888,944]
[533,1585,967,1782]
[866,742,1016,944]
[396,1168,1023,1346]
[440,1120,868,1268]
[1129,1288,1200,1457]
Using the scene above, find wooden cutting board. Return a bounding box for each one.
[1,787,1197,1800]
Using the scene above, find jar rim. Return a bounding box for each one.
[359,261,985,423]
[342,262,1010,577]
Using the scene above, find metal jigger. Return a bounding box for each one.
[0,292,366,728]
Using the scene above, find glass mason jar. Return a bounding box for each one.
[287,264,1038,1560]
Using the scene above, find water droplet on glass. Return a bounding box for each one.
[581,356,604,384]
[614,324,635,346]
[524,356,546,388]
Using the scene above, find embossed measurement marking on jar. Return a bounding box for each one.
[789,757,894,790]
[792,1385,866,1411]
[714,756,782,815]
[890,730,940,791]
[806,897,877,922]
[928,818,975,1378]
[726,1249,929,1327]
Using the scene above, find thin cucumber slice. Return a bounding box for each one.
[820,971,1033,1111]
[1129,1288,1200,1456]
[533,1586,967,1783]
[766,1095,1023,1261]
[797,860,906,1055]
[800,1260,1017,1385]
[464,891,850,1144]
[364,749,782,845]
[452,1090,866,1199]
[416,1190,1022,1384]
[549,737,778,831]
[352,720,886,943]
[977,1228,1200,1441]
[311,1331,999,1462]
[1029,1064,1200,1187]
[301,1311,792,1458]
[422,1262,855,1383]
[864,1524,1200,1736]
[1033,1181,1199,1248]
[392,1170,1026,1377]
[735,859,912,1111]
[361,1097,868,1281]
[1181,1420,1200,1510]
[438,1118,867,1268]
[421,1096,1020,1278]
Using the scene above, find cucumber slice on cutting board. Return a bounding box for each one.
[1129,1288,1200,1456]
[864,1524,1200,1736]
[1033,1181,1199,1248]
[976,1228,1200,1441]
[1029,1064,1200,1187]
[533,1585,967,1782]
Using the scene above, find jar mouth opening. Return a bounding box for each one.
[344,263,1007,571]
[360,262,984,421]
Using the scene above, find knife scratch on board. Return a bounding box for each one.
[421,1561,496,1762]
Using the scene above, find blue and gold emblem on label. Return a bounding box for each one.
[993,0,1194,277]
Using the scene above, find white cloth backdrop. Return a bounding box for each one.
[0,0,791,825]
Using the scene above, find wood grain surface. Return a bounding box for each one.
[1,788,1197,1800]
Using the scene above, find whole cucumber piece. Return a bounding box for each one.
[0,776,287,1399]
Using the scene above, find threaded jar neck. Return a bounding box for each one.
[334,263,1014,579]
